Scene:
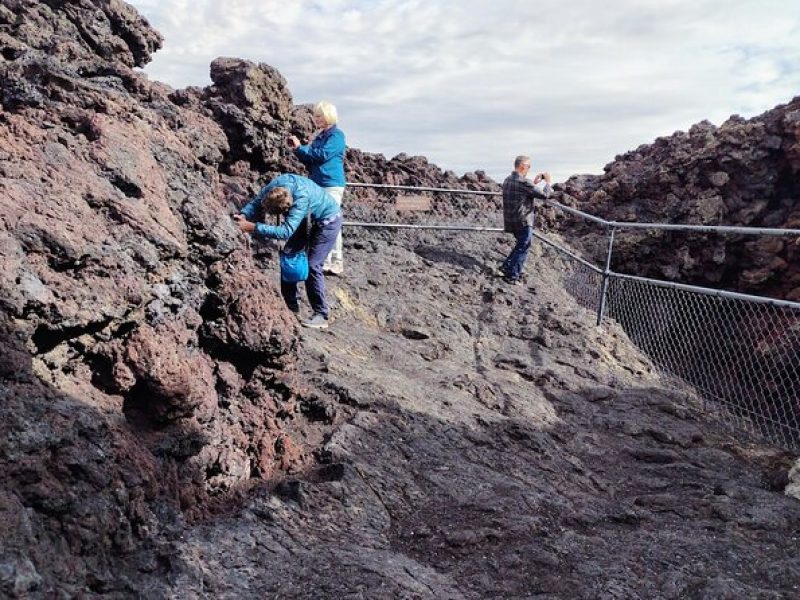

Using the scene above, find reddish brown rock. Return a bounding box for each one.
[122,318,217,422]
[560,98,800,301]
[0,1,318,595]
[2,1,798,598]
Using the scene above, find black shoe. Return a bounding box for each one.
[502,276,521,285]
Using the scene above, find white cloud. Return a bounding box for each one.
[128,0,800,182]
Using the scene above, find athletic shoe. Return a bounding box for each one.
[324,263,344,276]
[302,313,329,329]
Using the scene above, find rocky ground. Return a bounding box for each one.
[153,228,800,600]
[1,1,799,598]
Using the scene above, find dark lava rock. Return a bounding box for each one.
[1,1,798,598]
[559,100,800,302]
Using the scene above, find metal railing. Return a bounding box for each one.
[343,181,503,230]
[342,181,800,451]
[544,205,800,451]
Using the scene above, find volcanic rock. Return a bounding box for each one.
[560,100,800,301]
[1,1,798,598]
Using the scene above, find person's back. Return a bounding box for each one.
[498,155,552,283]
[502,170,538,234]
[297,125,346,188]
[276,173,340,222]
[238,173,340,241]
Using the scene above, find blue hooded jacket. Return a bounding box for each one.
[240,174,340,241]
[294,125,346,187]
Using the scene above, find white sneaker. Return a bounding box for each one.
[326,263,344,275]
[302,313,329,329]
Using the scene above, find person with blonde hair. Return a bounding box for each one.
[234,173,342,329]
[288,100,346,275]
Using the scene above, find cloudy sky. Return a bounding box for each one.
[128,0,799,182]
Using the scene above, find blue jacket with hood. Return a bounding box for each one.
[240,173,340,241]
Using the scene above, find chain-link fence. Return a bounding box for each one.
[534,232,604,312]
[606,275,800,449]
[342,182,800,451]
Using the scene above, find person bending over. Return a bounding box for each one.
[234,173,342,329]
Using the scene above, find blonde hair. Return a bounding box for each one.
[314,101,338,126]
[262,187,293,214]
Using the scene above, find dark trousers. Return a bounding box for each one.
[501,226,533,280]
[280,214,342,318]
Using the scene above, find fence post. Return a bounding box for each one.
[596,225,616,326]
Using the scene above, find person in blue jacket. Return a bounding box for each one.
[288,101,346,275]
[234,173,342,329]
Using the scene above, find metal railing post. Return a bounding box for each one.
[596,226,616,326]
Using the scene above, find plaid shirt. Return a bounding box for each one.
[502,171,552,233]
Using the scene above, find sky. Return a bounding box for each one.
[127,0,800,183]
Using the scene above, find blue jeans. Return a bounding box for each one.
[502,226,533,280]
[280,214,342,318]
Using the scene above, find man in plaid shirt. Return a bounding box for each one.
[499,155,553,283]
